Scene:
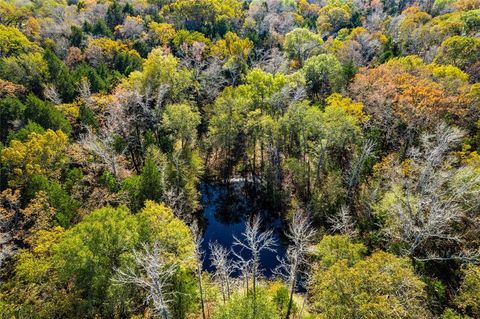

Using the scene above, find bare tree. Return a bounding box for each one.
[178,41,227,105]
[191,222,207,319]
[80,126,123,180]
[328,205,357,237]
[0,189,20,277]
[347,139,375,196]
[233,215,276,297]
[380,123,480,262]
[163,187,187,220]
[115,243,177,319]
[116,16,145,40]
[209,241,234,304]
[233,251,252,295]
[275,210,315,319]
[78,77,92,107]
[79,91,131,179]
[43,84,62,105]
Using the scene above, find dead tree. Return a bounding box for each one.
[275,210,315,319]
[209,241,234,304]
[347,139,375,200]
[233,215,276,297]
[328,205,357,237]
[233,251,252,296]
[80,126,123,180]
[115,243,177,319]
[382,123,480,262]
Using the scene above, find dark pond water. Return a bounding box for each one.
[199,183,287,277]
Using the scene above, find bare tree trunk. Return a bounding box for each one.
[197,267,207,319]
[297,292,308,319]
[286,265,297,319]
[253,269,257,318]
[252,268,257,297]
[192,223,207,319]
[221,281,226,304]
[225,275,231,299]
[130,149,140,173]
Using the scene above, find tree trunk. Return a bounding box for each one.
[298,292,308,319]
[286,276,296,319]
[197,268,207,319]
[286,258,298,319]
[252,268,257,317]
[226,275,231,300]
[221,281,226,305]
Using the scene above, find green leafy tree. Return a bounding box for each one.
[92,20,113,37]
[162,103,201,151]
[213,289,280,319]
[69,25,85,48]
[302,54,345,101]
[0,227,75,318]
[138,152,165,209]
[441,308,470,319]
[316,5,352,37]
[284,28,323,65]
[163,0,243,37]
[43,49,77,102]
[0,52,48,94]
[24,175,80,227]
[313,235,366,269]
[170,268,200,319]
[24,94,71,134]
[55,206,140,316]
[6,121,44,143]
[105,0,125,30]
[136,200,195,265]
[121,48,192,103]
[0,129,68,187]
[211,32,253,82]
[0,96,25,142]
[207,85,251,177]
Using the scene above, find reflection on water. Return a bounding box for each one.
[199,183,287,277]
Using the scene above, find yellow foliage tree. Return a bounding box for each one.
[148,22,177,46]
[310,249,430,319]
[326,93,369,124]
[0,25,40,58]
[0,130,68,186]
[137,200,195,268]
[211,32,253,61]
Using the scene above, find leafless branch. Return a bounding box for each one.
[328,205,357,237]
[275,209,315,319]
[209,241,234,303]
[233,215,276,294]
[114,242,177,319]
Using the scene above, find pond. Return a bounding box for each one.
[199,183,287,277]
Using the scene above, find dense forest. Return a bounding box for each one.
[0,0,479,318]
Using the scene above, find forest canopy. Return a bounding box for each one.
[0,0,479,318]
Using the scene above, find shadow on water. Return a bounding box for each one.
[198,182,287,278]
